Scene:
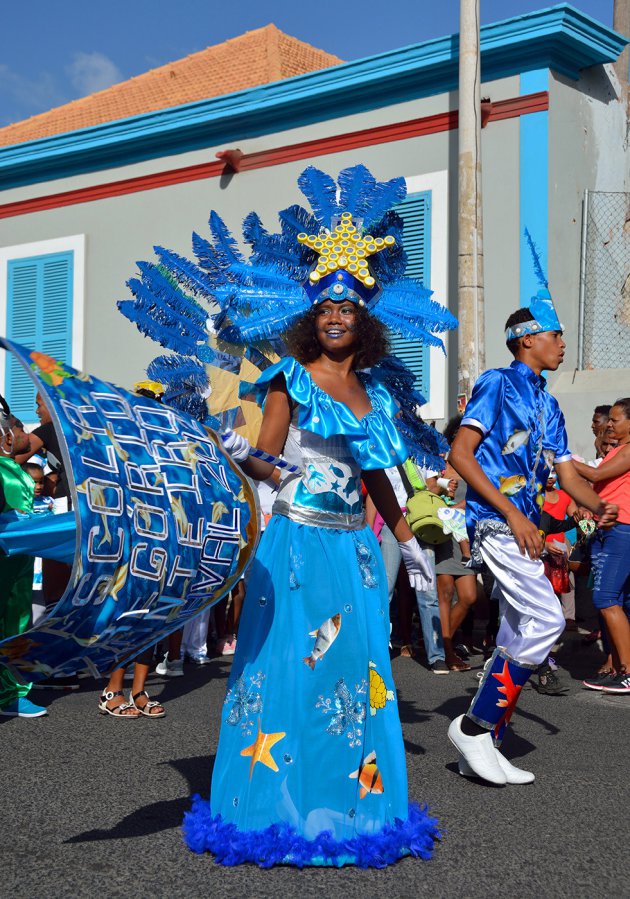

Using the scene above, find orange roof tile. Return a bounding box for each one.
[0,25,343,148]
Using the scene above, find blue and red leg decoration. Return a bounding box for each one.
[468,648,538,746]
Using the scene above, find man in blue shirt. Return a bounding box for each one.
[446,296,617,786]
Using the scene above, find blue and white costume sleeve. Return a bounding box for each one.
[183,358,440,868]
[462,360,572,562]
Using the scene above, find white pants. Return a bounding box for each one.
[182,607,212,657]
[481,533,565,666]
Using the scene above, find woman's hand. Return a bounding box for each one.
[597,502,618,529]
[398,537,434,592]
[546,541,565,556]
[220,429,251,462]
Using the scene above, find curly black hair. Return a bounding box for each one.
[284,303,390,369]
[505,306,535,356]
[443,414,463,446]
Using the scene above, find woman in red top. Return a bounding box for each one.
[573,398,630,693]
[542,473,577,599]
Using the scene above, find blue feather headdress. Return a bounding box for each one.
[118,164,457,463]
[505,229,563,342]
[119,163,456,352]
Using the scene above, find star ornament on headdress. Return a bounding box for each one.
[298,211,395,304]
[240,718,286,779]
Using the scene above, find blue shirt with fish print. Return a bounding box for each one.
[461,360,572,540]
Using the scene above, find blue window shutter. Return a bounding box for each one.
[389,191,432,398]
[6,252,73,422]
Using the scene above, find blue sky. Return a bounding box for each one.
[0,0,615,127]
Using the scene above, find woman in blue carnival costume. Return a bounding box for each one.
[119,164,457,867]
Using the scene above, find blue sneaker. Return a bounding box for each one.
[188,652,212,666]
[0,698,48,717]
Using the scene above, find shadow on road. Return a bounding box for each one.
[64,754,215,844]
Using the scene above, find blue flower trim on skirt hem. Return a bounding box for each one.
[182,796,440,868]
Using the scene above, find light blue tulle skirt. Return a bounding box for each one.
[183,514,439,867]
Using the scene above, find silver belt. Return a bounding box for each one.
[273,499,366,530]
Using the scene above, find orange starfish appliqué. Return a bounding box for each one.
[240,718,286,780]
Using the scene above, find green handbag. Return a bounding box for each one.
[399,461,450,545]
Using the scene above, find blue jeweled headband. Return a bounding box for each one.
[504,289,564,341]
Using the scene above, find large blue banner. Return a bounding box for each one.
[0,339,259,681]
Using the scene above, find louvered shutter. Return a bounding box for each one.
[6,252,73,422]
[389,191,431,398]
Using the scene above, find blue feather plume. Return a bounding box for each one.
[524,228,548,289]
[147,354,211,421]
[208,211,245,268]
[219,299,309,344]
[242,211,269,246]
[359,175,407,229]
[337,165,408,229]
[192,231,228,279]
[124,280,204,343]
[134,262,208,331]
[368,357,449,468]
[369,212,408,283]
[246,235,312,281]
[118,300,204,358]
[373,281,458,349]
[297,166,339,226]
[277,204,319,238]
[153,247,217,299]
[337,165,376,219]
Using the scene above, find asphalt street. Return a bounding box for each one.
[1,631,628,899]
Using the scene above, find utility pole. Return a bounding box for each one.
[457,0,485,406]
[613,0,630,100]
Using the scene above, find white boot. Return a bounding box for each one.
[458,746,535,784]
[448,715,507,786]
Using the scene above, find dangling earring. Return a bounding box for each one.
[0,427,11,455]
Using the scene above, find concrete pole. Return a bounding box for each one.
[613,0,630,96]
[457,0,485,404]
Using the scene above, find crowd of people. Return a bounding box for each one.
[2,385,625,722]
[1,327,626,850]
[0,163,628,870]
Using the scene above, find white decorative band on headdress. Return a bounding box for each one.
[505,318,544,341]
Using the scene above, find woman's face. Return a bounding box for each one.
[35,393,52,425]
[314,299,359,354]
[606,405,630,443]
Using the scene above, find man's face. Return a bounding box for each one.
[591,413,609,438]
[525,329,566,372]
[1,420,30,457]
[9,421,30,456]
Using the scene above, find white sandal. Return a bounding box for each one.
[98,690,140,718]
[129,690,166,718]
